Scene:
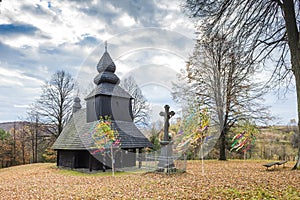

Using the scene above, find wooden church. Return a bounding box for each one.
[52,45,152,171]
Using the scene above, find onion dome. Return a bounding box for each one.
[94,43,120,85]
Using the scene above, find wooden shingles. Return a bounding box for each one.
[52,109,152,150]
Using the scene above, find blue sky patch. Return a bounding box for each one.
[0,42,24,61]
[76,36,99,46]
[0,23,38,35]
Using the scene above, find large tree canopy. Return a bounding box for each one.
[173,34,270,160]
[184,0,300,168]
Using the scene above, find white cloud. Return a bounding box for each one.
[118,13,136,27]
[0,67,44,86]
[151,54,186,72]
[0,77,24,87]
[13,104,30,108]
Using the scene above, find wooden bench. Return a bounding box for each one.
[263,161,288,170]
[263,162,279,170]
[277,160,287,167]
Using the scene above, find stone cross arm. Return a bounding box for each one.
[160,105,175,141]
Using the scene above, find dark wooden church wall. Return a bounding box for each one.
[58,150,75,168]
[86,95,133,122]
[111,96,132,121]
[97,95,111,119]
[86,98,97,123]
[90,156,105,170]
[58,149,138,170]
[74,150,89,168]
[90,149,137,169]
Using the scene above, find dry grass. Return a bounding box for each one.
[0,160,299,199]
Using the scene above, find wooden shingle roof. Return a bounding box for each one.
[85,83,132,100]
[52,109,152,150]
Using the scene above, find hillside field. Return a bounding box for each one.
[0,160,299,199]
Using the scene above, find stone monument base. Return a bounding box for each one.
[157,140,176,173]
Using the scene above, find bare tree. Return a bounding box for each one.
[120,76,150,126]
[183,0,300,169]
[26,111,40,163]
[173,35,270,160]
[33,70,75,138]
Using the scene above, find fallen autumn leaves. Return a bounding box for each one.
[0,160,299,199]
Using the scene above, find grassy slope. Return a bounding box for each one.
[0,161,299,199]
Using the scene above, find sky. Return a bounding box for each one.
[0,0,298,125]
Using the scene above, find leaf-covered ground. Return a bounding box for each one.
[0,160,299,199]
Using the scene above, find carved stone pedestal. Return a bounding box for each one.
[157,141,175,173]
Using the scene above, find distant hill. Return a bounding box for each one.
[0,121,28,132]
[0,121,54,138]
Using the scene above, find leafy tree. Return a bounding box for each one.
[173,35,270,160]
[120,76,150,126]
[183,0,300,169]
[149,128,161,151]
[33,70,75,138]
[90,117,120,176]
[0,123,54,167]
[0,128,9,140]
[0,128,12,168]
[42,148,56,163]
[147,120,163,151]
[1,124,31,166]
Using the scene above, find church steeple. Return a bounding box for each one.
[93,42,120,85]
[85,42,132,123]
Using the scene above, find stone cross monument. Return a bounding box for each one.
[160,105,175,141]
[157,105,175,172]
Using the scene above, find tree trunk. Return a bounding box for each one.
[282,0,300,169]
[34,116,38,163]
[219,129,226,160]
[292,68,300,169]
[31,131,35,163]
[13,122,16,165]
[294,147,300,169]
[111,145,114,176]
[22,143,25,165]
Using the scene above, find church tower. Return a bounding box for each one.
[85,44,133,122]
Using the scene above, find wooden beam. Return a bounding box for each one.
[89,154,92,172]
